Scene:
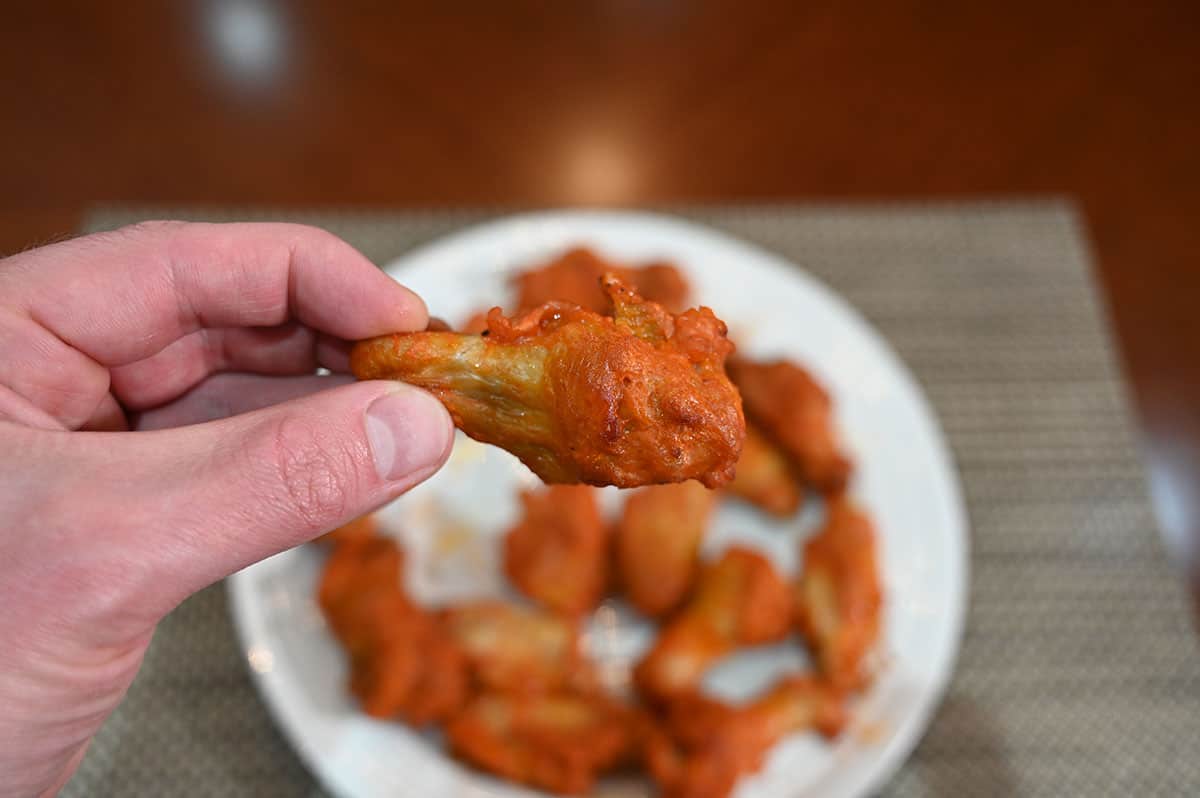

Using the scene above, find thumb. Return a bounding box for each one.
[57,380,453,622]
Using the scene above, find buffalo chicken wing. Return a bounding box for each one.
[446,691,639,795]
[725,422,804,516]
[616,481,716,617]
[645,676,847,798]
[504,485,608,616]
[794,498,883,691]
[514,246,691,314]
[634,547,792,701]
[352,275,744,488]
[727,357,851,494]
[441,601,597,694]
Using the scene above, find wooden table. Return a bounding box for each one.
[4,3,1198,611]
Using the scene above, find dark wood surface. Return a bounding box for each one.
[3,3,1198,610]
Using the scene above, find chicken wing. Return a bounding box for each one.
[645,676,847,798]
[634,546,792,700]
[317,535,469,724]
[615,480,716,617]
[725,422,804,516]
[446,691,638,795]
[514,246,691,313]
[317,535,406,649]
[346,614,470,724]
[726,357,852,494]
[794,498,883,691]
[504,485,608,616]
[351,274,744,488]
[441,601,597,694]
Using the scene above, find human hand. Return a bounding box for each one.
[0,222,454,796]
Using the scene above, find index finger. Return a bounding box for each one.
[1,220,427,367]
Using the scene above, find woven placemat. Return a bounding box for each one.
[64,203,1200,797]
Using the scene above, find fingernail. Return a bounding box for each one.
[364,387,452,482]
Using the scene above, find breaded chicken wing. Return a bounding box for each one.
[514,246,691,313]
[347,614,470,724]
[441,601,597,694]
[727,357,852,494]
[634,547,792,700]
[645,677,847,798]
[352,275,744,488]
[317,535,407,651]
[317,535,469,724]
[616,481,716,617]
[446,691,638,795]
[794,498,883,691]
[504,485,608,616]
[725,423,803,516]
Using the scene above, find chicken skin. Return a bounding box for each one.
[726,357,852,494]
[634,547,793,701]
[446,691,638,795]
[352,275,744,488]
[514,246,691,314]
[645,677,847,798]
[616,481,717,618]
[504,485,608,616]
[794,498,883,691]
[441,601,597,694]
[725,422,804,516]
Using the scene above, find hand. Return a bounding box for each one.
[0,221,454,796]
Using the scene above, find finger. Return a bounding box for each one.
[2,221,427,367]
[80,393,129,431]
[316,336,353,373]
[28,380,453,628]
[109,324,349,410]
[0,309,110,428]
[0,221,424,428]
[133,373,354,430]
[0,384,66,430]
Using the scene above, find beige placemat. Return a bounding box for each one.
[63,203,1200,797]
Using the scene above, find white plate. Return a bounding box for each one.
[228,211,968,798]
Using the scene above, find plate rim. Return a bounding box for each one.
[229,208,970,798]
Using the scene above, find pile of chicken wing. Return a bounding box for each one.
[319,248,884,797]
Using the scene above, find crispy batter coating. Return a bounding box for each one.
[441,601,597,694]
[634,547,792,700]
[616,481,717,617]
[446,691,638,795]
[645,677,847,798]
[725,422,804,516]
[351,275,744,488]
[514,246,691,313]
[795,498,883,692]
[317,536,469,724]
[727,357,852,494]
[504,485,608,616]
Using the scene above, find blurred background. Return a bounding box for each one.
[2,1,1197,611]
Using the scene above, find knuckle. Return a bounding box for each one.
[268,414,365,533]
